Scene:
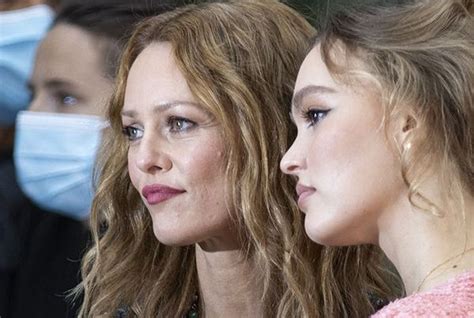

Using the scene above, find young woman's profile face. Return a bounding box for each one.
[280,45,406,246]
[123,42,235,249]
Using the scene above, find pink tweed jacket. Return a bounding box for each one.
[372,270,474,317]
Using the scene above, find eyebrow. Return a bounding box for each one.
[27,78,76,94]
[292,85,336,111]
[121,101,201,117]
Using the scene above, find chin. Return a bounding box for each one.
[152,224,199,246]
[304,217,346,246]
[305,220,374,247]
[305,229,334,246]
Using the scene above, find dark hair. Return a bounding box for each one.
[53,1,183,78]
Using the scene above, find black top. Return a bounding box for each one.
[0,158,90,318]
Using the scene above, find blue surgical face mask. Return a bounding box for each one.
[0,5,53,126]
[14,111,107,220]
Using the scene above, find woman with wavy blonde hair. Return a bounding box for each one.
[77,1,398,317]
[281,0,473,315]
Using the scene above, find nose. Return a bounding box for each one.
[28,94,43,112]
[133,134,172,174]
[28,91,54,113]
[280,139,305,175]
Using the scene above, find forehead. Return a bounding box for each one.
[33,23,105,81]
[123,42,197,111]
[292,44,385,118]
[294,45,338,93]
[294,44,379,97]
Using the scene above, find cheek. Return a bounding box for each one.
[304,125,398,244]
[309,116,395,188]
[76,85,112,117]
[306,124,359,175]
[180,140,226,195]
[310,120,402,209]
[180,140,229,227]
[127,150,139,189]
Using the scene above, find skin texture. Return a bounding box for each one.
[281,45,405,247]
[123,42,236,249]
[29,23,113,116]
[281,45,474,295]
[123,42,263,317]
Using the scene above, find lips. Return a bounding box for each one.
[295,183,316,209]
[141,184,185,205]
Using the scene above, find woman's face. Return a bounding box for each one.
[29,23,113,116]
[281,45,405,246]
[123,42,235,249]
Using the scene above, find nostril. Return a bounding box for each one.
[280,159,293,174]
[281,156,301,175]
[286,163,297,173]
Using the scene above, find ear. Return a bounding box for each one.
[393,111,418,151]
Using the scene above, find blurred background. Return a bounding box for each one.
[288,0,406,24]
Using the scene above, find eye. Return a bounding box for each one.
[56,91,79,106]
[168,116,196,133]
[303,108,330,128]
[62,95,78,106]
[122,125,143,141]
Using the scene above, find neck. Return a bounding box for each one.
[195,244,263,318]
[378,192,474,295]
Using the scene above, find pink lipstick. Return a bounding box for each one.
[296,183,316,208]
[142,184,185,205]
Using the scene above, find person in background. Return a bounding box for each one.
[281,0,473,316]
[0,2,179,317]
[0,0,54,160]
[77,1,398,317]
[0,0,54,314]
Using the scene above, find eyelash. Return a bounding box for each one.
[122,126,143,141]
[121,116,196,141]
[302,108,330,128]
[167,116,196,133]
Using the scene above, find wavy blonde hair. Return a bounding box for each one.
[317,0,473,218]
[77,1,400,317]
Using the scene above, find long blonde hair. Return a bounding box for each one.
[78,1,400,317]
[317,0,473,217]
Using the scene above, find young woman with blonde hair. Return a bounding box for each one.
[281,0,473,315]
[78,1,398,317]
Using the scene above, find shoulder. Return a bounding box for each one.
[372,271,474,317]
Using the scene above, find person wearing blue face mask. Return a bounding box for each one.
[0,2,182,317]
[0,2,54,130]
[13,9,114,220]
[0,0,54,313]
[0,1,53,162]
